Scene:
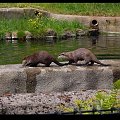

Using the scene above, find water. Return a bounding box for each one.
[0,34,120,65]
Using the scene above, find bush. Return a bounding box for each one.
[58,89,120,114]
[114,80,120,89]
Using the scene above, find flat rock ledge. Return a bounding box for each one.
[0,90,119,114]
[0,60,120,96]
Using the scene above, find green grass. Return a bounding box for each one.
[0,16,86,38]
[0,3,120,16]
[0,3,119,38]
[0,18,29,38]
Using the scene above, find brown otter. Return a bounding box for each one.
[22,51,65,67]
[58,48,111,66]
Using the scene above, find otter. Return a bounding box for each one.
[22,51,65,67]
[58,48,111,66]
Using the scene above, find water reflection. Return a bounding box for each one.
[0,35,120,65]
[88,36,107,49]
[90,36,98,46]
[5,39,18,49]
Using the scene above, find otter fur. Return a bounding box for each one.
[58,48,111,66]
[22,51,65,67]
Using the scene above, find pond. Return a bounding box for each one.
[0,34,120,65]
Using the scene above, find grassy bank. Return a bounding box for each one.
[0,16,86,39]
[0,3,120,38]
[0,3,120,16]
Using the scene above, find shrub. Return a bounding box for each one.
[58,89,120,114]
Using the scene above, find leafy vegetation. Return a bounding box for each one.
[58,90,120,114]
[58,81,120,114]
[0,14,86,39]
[114,79,120,89]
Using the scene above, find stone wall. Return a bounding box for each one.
[0,8,50,19]
[0,60,120,96]
[49,13,120,33]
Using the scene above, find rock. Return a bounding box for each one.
[45,28,57,37]
[76,29,87,37]
[0,60,120,96]
[12,31,18,40]
[5,32,11,40]
[24,31,32,39]
[0,64,27,96]
[61,30,76,39]
[44,29,57,43]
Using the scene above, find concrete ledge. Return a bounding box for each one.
[0,8,50,19]
[0,60,120,96]
[49,13,120,32]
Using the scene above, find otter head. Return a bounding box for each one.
[58,52,69,61]
[22,58,31,67]
[22,59,27,67]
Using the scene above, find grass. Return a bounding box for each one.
[0,3,120,38]
[0,18,29,38]
[0,3,120,16]
[0,16,86,39]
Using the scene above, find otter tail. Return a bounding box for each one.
[94,59,111,66]
[53,58,66,66]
